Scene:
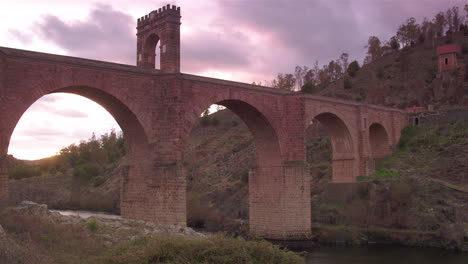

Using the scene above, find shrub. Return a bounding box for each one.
[231,120,238,127]
[92,175,106,187]
[343,76,352,89]
[73,163,100,181]
[200,116,211,127]
[462,42,468,54]
[9,165,41,179]
[425,66,438,83]
[390,37,400,50]
[301,82,316,94]
[347,61,360,77]
[97,234,304,264]
[240,168,249,183]
[211,117,220,126]
[85,218,99,232]
[376,68,384,79]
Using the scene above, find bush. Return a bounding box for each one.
[390,37,400,50]
[97,234,304,264]
[301,82,316,94]
[376,68,384,79]
[200,116,211,127]
[347,61,360,77]
[343,76,352,89]
[211,117,220,126]
[9,165,41,179]
[240,168,249,183]
[85,218,99,232]
[92,175,106,187]
[73,163,100,181]
[462,42,468,54]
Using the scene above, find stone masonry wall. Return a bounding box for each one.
[0,46,407,239]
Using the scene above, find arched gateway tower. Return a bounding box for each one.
[0,4,408,240]
[136,5,181,72]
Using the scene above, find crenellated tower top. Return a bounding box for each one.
[136,4,181,72]
[137,5,181,28]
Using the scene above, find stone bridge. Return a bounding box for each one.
[0,5,407,239]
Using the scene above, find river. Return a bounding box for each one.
[305,245,468,264]
[54,210,468,263]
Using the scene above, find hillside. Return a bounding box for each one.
[319,32,468,108]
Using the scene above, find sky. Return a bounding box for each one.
[1,0,466,160]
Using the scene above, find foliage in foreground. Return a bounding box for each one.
[96,234,303,264]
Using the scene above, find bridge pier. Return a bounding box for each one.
[249,162,311,239]
[0,154,9,201]
[120,159,187,227]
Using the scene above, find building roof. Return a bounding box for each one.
[437,44,461,55]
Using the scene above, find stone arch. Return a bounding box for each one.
[369,123,390,159]
[183,98,290,237]
[2,85,150,214]
[306,112,356,182]
[185,99,282,168]
[141,33,161,69]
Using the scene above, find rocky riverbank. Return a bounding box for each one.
[0,201,303,264]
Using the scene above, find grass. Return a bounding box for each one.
[358,167,399,182]
[359,121,468,183]
[95,234,304,264]
[0,209,304,264]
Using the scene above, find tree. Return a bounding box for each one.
[364,36,383,63]
[389,36,400,50]
[347,60,360,77]
[294,66,308,91]
[303,68,316,86]
[327,60,343,81]
[446,8,454,33]
[271,73,296,91]
[339,53,349,76]
[433,12,446,37]
[343,76,352,89]
[396,17,421,47]
[451,7,461,31]
[301,82,316,94]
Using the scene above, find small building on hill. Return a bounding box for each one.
[437,44,463,72]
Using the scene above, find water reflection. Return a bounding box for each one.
[305,245,468,264]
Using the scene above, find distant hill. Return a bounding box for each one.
[319,32,468,108]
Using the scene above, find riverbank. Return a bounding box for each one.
[0,202,303,264]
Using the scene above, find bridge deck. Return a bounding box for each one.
[0,46,405,114]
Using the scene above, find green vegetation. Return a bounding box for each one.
[85,218,99,232]
[358,167,399,182]
[97,235,303,264]
[343,76,352,89]
[9,165,41,179]
[9,130,126,182]
[397,121,467,152]
[358,120,468,183]
[347,60,360,77]
[0,209,303,264]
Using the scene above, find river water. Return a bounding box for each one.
[54,210,468,263]
[305,245,468,264]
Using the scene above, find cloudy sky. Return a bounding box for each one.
[1,0,465,159]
